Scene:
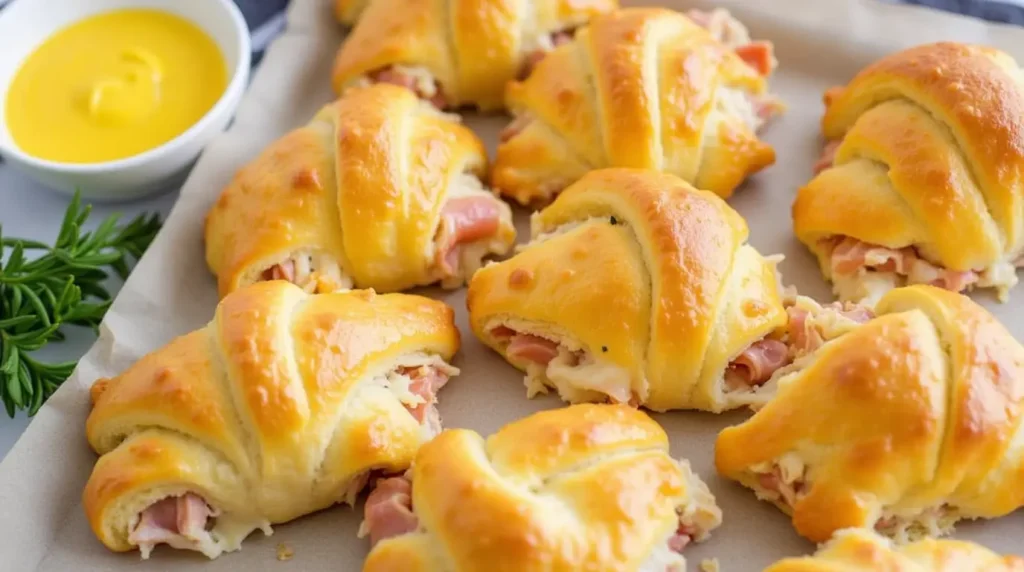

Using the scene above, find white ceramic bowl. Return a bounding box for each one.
[0,0,251,201]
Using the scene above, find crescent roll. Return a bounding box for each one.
[205,84,515,298]
[716,285,1024,545]
[360,404,723,571]
[331,0,617,111]
[467,168,870,413]
[765,528,1024,572]
[83,281,460,559]
[794,42,1024,306]
[492,7,784,206]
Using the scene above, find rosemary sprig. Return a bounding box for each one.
[0,192,162,417]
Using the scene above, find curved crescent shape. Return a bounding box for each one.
[716,285,1024,544]
[492,7,782,205]
[84,282,461,559]
[794,42,1024,305]
[765,528,1024,572]
[362,404,722,571]
[331,0,617,111]
[467,168,807,413]
[204,84,516,297]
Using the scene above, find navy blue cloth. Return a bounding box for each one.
[896,0,1024,24]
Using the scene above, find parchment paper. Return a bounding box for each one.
[3,0,1024,569]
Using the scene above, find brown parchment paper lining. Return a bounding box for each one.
[3,0,1024,569]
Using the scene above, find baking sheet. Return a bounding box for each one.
[3,0,1024,569]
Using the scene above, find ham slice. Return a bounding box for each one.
[399,366,450,423]
[363,476,418,547]
[371,67,447,109]
[725,339,790,391]
[751,94,786,129]
[520,30,576,78]
[436,195,503,276]
[735,41,775,76]
[262,259,296,282]
[826,236,981,293]
[814,140,842,174]
[129,494,215,553]
[668,523,698,553]
[686,8,751,48]
[828,237,915,276]
[505,333,560,365]
[787,303,873,356]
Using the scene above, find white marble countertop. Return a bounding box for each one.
[0,164,179,459]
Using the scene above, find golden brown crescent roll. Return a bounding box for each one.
[83,281,460,559]
[716,285,1024,545]
[765,528,1024,572]
[492,7,784,206]
[794,42,1024,306]
[331,0,617,111]
[204,84,515,298]
[467,168,870,413]
[360,404,723,571]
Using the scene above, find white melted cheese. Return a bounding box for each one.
[132,509,272,561]
[639,538,687,572]
[259,249,354,294]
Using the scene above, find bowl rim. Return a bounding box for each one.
[0,0,252,173]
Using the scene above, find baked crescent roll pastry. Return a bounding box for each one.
[205,84,515,297]
[492,7,784,206]
[795,42,1024,306]
[766,528,1023,572]
[467,168,870,412]
[360,404,723,571]
[716,285,1024,545]
[331,0,617,111]
[83,281,460,559]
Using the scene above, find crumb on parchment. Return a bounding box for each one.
[276,542,294,561]
[700,558,721,572]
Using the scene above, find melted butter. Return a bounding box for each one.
[5,9,227,163]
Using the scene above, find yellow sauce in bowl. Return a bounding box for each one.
[5,9,228,164]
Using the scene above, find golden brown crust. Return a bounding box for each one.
[204,84,515,297]
[765,528,1024,571]
[467,168,786,412]
[364,404,722,571]
[84,281,460,554]
[715,285,1024,544]
[794,42,1024,297]
[331,0,617,111]
[493,8,776,205]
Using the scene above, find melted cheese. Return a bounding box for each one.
[6,9,227,163]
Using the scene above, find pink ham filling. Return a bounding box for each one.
[824,236,983,293]
[520,29,576,79]
[757,465,806,508]
[492,294,874,398]
[128,493,216,552]
[814,139,842,174]
[668,522,700,553]
[434,195,504,278]
[398,365,450,423]
[362,475,418,547]
[787,302,873,356]
[687,9,777,76]
[261,259,296,282]
[369,67,447,109]
[724,339,789,392]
